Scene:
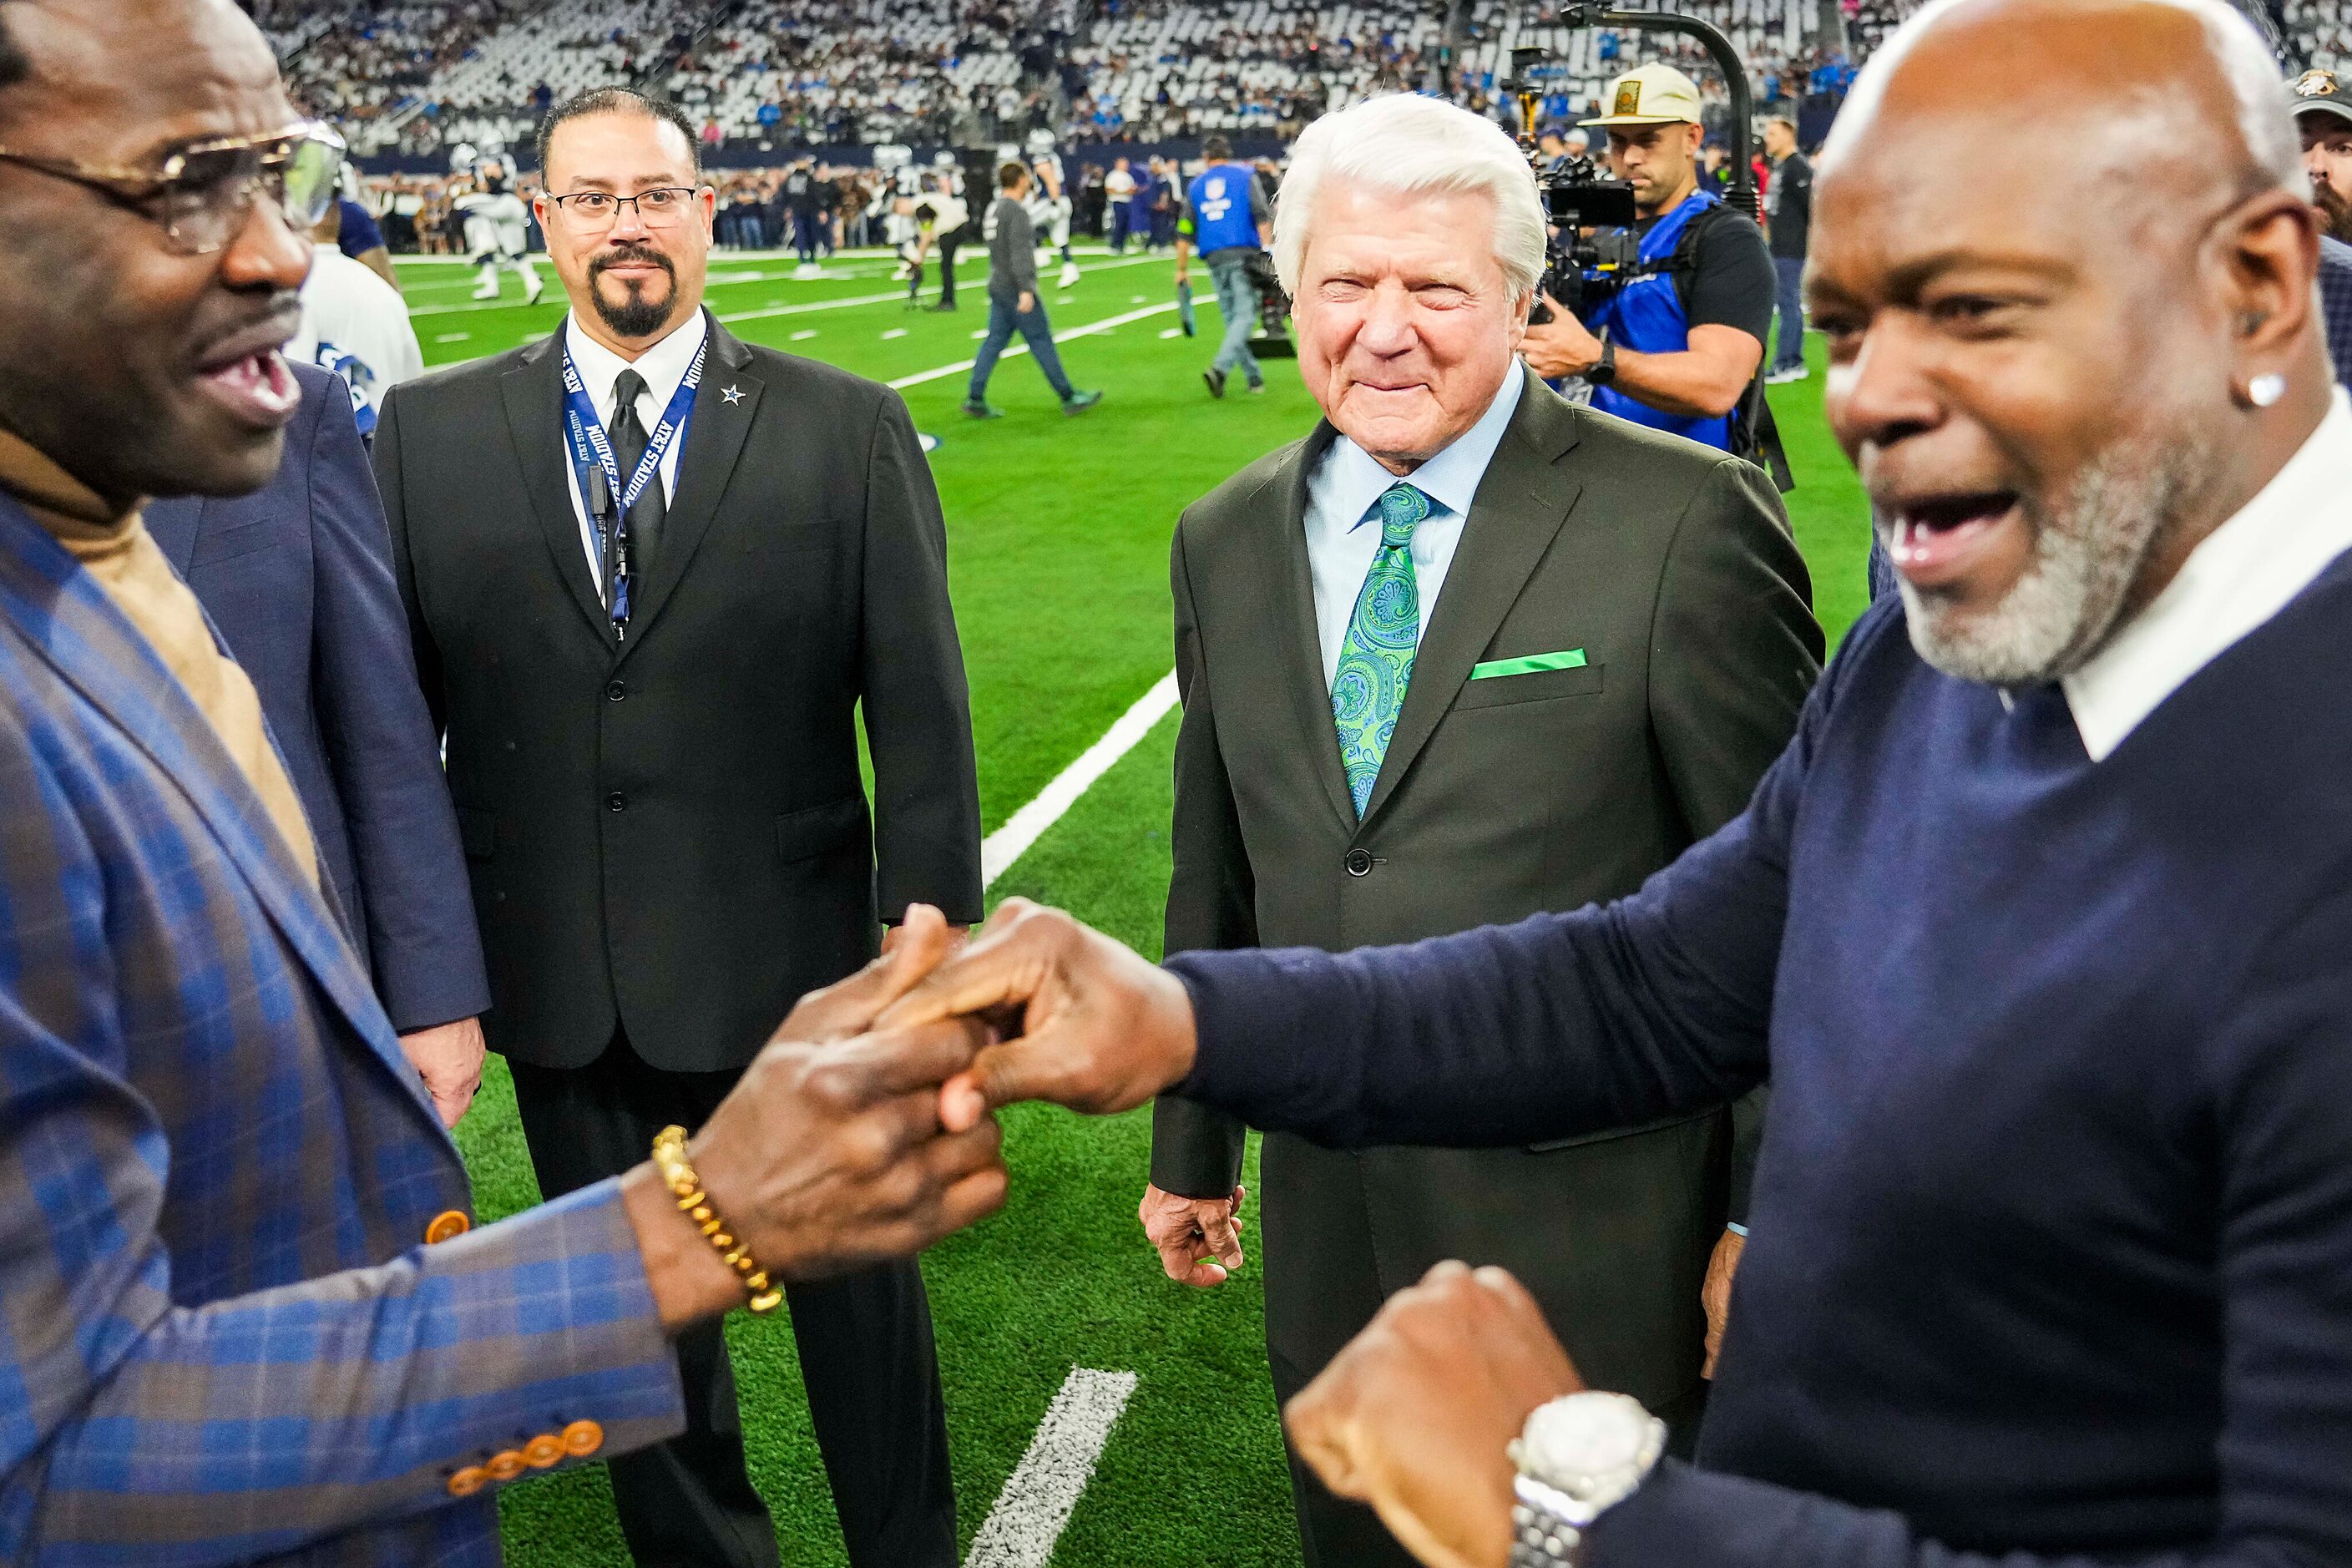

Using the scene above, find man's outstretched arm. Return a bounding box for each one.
[2,883,1002,1562]
[883,644,1840,1149]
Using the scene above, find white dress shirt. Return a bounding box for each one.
[2063,387,2352,761]
[1303,367,1526,687]
[560,309,708,589]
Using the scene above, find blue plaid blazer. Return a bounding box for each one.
[0,494,683,1565]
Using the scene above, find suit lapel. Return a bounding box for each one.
[501,334,617,650]
[618,316,762,655]
[1249,424,1359,832]
[143,496,203,575]
[1359,373,1586,827]
[0,498,441,1129]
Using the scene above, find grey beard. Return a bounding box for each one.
[1895,419,2212,688]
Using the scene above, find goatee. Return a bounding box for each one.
[590,246,680,340]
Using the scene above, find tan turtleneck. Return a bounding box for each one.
[0,427,318,887]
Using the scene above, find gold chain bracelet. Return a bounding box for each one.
[650,1125,785,1315]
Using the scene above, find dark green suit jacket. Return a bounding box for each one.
[1151,370,1822,1419]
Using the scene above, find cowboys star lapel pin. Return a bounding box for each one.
[721,384,746,406]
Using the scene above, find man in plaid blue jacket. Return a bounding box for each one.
[0,3,1009,1562]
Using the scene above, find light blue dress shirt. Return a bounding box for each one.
[1303,367,1527,687]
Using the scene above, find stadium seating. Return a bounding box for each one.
[2287,0,2352,68]
[293,0,1849,154]
[281,0,2352,158]
[663,0,1079,148]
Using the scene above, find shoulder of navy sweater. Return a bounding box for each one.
[1813,542,2352,975]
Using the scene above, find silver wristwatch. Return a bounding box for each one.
[1505,1392,1666,1566]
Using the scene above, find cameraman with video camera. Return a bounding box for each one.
[1520,63,1776,461]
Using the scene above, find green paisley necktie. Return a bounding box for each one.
[1331,482,1431,818]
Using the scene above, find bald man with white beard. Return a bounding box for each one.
[860,2,2352,1565]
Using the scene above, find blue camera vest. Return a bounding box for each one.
[1588,190,1732,453]
[1186,164,1261,255]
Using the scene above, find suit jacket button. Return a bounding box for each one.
[606,792,627,812]
[485,1449,528,1482]
[1345,848,1373,877]
[523,1434,567,1469]
[561,1419,605,1457]
[424,1210,471,1245]
[605,680,626,701]
[447,1466,490,1498]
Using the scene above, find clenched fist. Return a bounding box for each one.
[1287,1262,1585,1568]
[877,898,1201,1131]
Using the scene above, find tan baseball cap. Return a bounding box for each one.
[2291,67,2352,129]
[1581,63,1705,129]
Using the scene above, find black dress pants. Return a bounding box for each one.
[509,1035,958,1568]
[1258,1128,1718,1568]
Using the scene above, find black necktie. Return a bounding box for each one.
[610,368,668,594]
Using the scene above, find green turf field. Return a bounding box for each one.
[397,248,1873,1567]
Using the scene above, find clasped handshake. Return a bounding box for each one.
[621,899,1204,1331]
[620,898,1589,1568]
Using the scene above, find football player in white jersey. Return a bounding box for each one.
[1025,129,1080,288]
[449,145,544,305]
[904,168,971,311]
[875,146,925,281]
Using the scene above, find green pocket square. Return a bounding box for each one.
[1469,650,1588,680]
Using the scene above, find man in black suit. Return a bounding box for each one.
[147,362,491,1126]
[372,89,984,1568]
[1141,93,1820,1568]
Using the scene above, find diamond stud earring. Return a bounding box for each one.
[2248,373,2287,409]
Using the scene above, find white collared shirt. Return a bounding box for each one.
[1302,367,1527,687]
[2062,387,2352,761]
[560,309,710,589]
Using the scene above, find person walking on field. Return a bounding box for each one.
[1176,134,1273,399]
[965,161,1102,419]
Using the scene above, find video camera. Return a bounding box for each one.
[1510,7,1761,323]
[1528,144,1643,318]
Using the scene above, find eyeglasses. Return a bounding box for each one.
[545,188,702,229]
[0,122,346,256]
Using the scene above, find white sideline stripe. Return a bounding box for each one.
[712,286,943,325]
[964,1368,1139,1568]
[981,671,1178,889]
[889,302,1178,394]
[711,253,1168,328]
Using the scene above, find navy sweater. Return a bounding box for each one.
[1169,573,2352,1566]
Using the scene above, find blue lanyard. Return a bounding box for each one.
[560,334,706,625]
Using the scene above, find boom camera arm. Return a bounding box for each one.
[1511,5,1761,225]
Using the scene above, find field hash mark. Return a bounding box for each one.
[964,1368,1139,1568]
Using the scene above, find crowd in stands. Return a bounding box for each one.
[283,0,1837,155]
[1060,0,1444,142]
[2286,0,2351,67]
[278,0,2348,162]
[663,0,1083,149]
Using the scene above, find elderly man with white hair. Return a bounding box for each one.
[1140,89,1823,1567]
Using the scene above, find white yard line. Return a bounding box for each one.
[963,1368,1139,1568]
[889,301,1177,393]
[714,254,1167,329]
[981,671,1178,888]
